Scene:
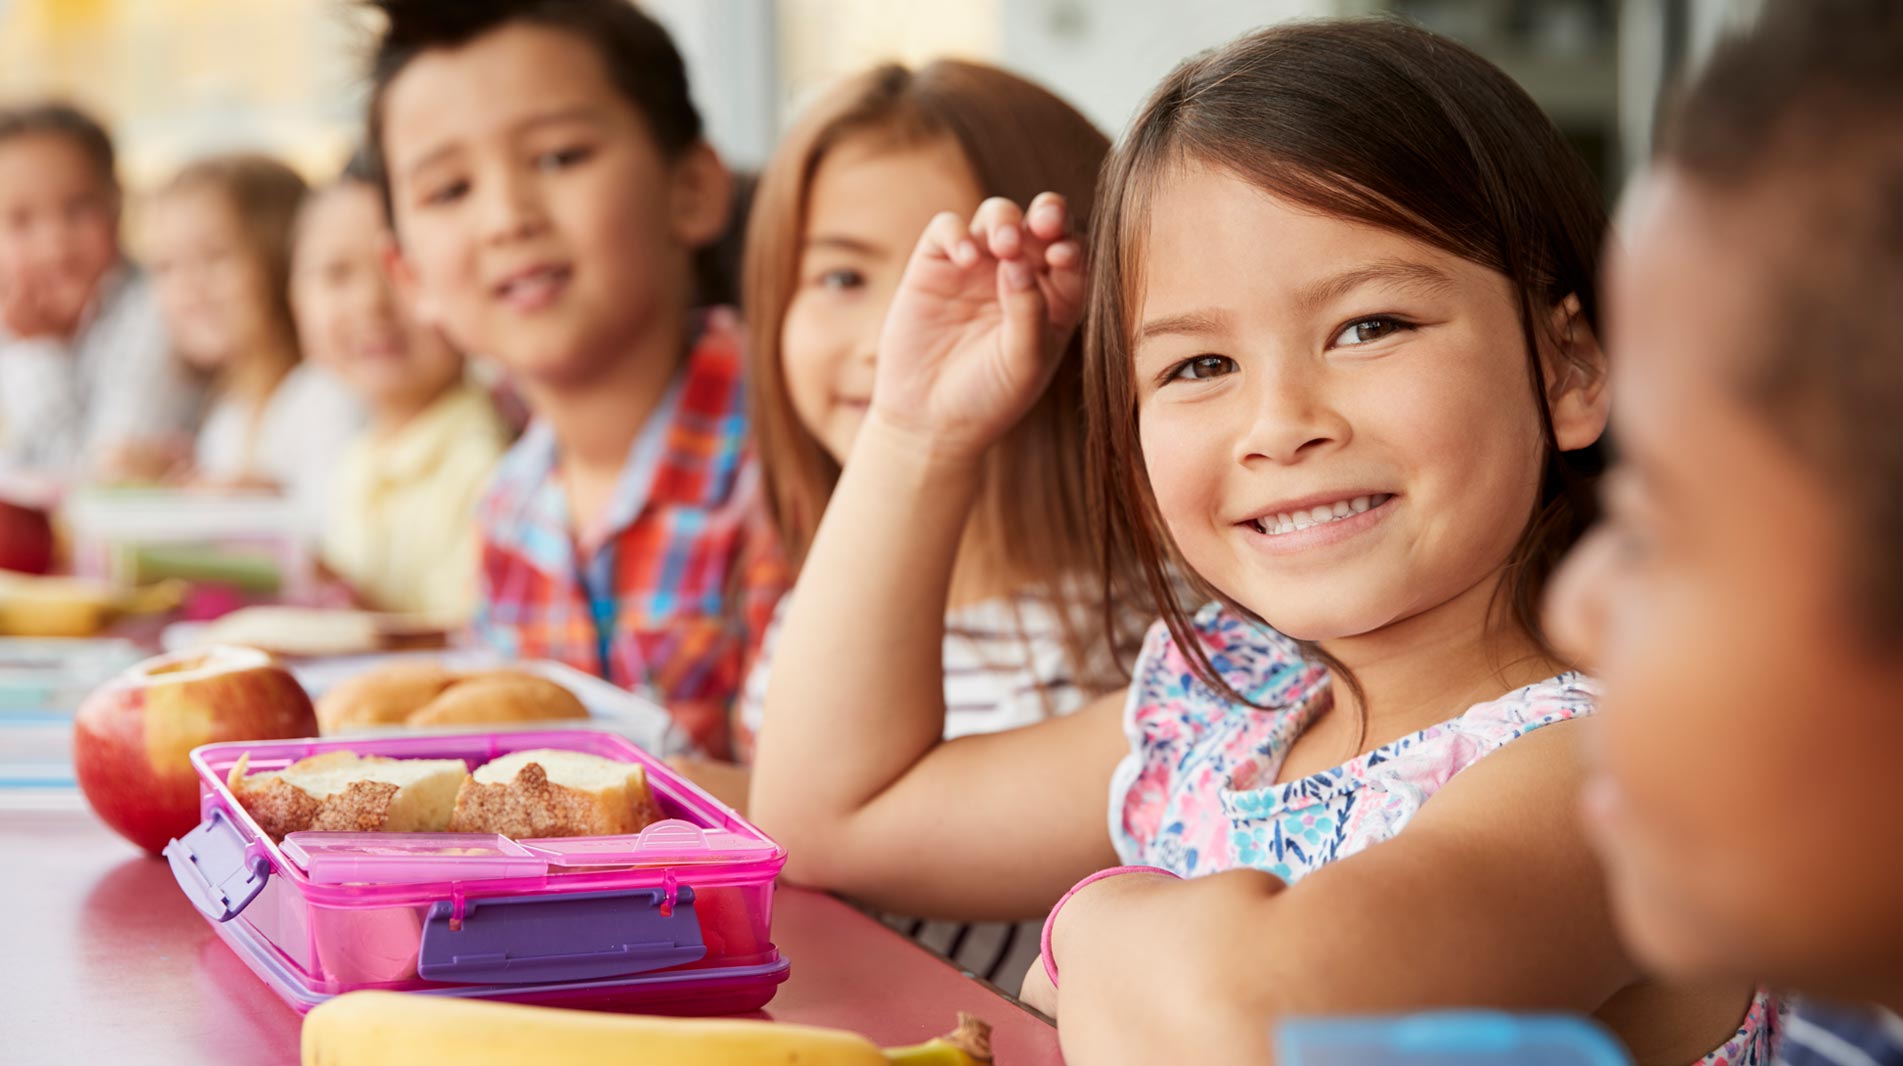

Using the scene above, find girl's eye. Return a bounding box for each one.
[535,145,595,172]
[1330,315,1412,348]
[816,268,865,292]
[422,179,469,207]
[1168,354,1238,381]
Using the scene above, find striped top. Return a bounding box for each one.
[738,585,1137,990]
[737,590,1105,746]
[0,266,204,475]
[1779,1002,1903,1066]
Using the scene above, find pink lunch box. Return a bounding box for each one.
[164,729,789,1015]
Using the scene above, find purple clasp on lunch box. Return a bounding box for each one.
[164,806,271,923]
[417,885,706,984]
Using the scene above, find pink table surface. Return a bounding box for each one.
[2,805,1061,1065]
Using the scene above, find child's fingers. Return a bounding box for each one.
[1040,238,1089,332]
[919,210,981,269]
[1025,192,1071,244]
[970,197,1028,260]
[1008,193,1076,284]
[997,251,1054,378]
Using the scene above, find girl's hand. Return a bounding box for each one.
[870,192,1085,463]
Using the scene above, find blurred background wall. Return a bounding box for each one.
[0,0,1765,202]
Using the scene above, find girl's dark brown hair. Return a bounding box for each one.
[744,60,1134,690]
[1085,18,1609,704]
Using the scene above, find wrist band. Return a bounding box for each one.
[1038,865,1179,989]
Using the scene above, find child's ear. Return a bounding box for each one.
[668,141,733,250]
[382,239,439,326]
[1544,293,1610,453]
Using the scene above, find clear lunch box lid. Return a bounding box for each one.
[281,832,547,884]
[278,822,784,885]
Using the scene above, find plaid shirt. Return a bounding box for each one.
[473,308,787,758]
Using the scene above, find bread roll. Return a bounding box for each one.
[408,674,588,727]
[315,662,458,735]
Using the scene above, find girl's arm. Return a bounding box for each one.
[748,196,1126,920]
[1045,722,1642,1064]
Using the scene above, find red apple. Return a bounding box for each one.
[0,499,54,575]
[73,645,317,855]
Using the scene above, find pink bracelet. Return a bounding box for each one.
[1039,865,1179,989]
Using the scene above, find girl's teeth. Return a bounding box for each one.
[1254,494,1393,536]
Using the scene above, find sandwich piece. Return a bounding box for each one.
[228,750,469,839]
[450,749,662,839]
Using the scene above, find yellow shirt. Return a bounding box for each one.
[322,383,509,620]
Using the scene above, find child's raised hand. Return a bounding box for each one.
[870,192,1085,462]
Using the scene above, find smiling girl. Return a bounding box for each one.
[749,20,1776,1065]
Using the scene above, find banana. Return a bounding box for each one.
[301,990,995,1066]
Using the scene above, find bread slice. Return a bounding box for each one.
[202,607,384,658]
[228,750,469,839]
[449,749,661,839]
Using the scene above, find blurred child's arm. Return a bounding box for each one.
[1045,721,1640,1064]
[750,195,1125,919]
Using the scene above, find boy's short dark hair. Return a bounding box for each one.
[0,101,118,190]
[1659,0,1903,636]
[363,0,702,210]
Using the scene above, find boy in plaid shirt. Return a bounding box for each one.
[367,1,784,757]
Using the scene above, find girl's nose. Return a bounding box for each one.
[1233,362,1350,466]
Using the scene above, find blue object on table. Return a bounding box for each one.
[1278,1011,1632,1065]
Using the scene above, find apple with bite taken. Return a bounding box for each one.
[74,645,317,855]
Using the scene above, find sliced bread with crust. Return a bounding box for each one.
[228,750,469,839]
[449,749,661,839]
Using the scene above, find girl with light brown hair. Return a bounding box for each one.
[682,60,1144,986]
[147,153,361,533]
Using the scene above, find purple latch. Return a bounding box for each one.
[164,806,270,923]
[417,886,706,984]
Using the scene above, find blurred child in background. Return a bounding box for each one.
[0,102,203,479]
[367,0,785,757]
[146,153,361,539]
[1549,1,1903,1062]
[292,157,509,621]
